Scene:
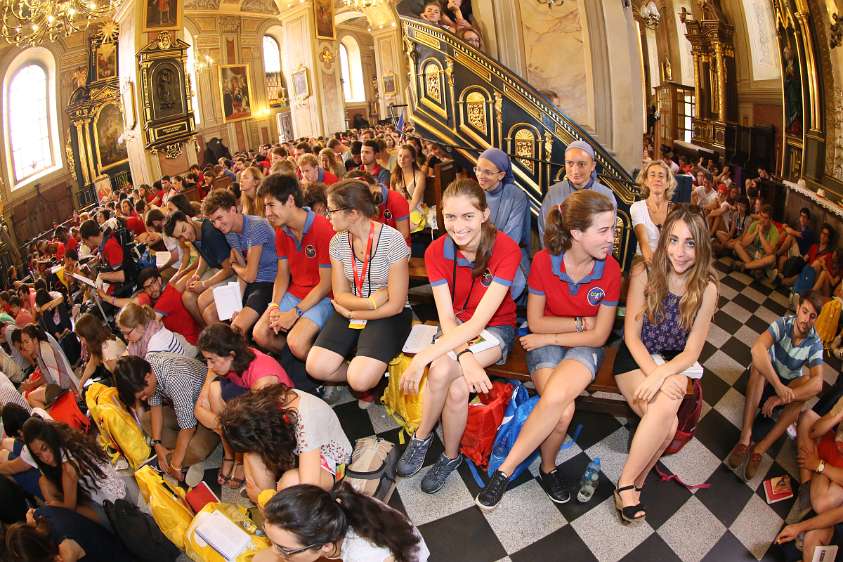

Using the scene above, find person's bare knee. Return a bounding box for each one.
[445,377,469,406]
[347,362,381,392]
[276,468,301,491]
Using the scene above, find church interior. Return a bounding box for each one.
[0,0,842,561]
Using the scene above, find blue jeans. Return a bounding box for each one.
[526,345,605,380]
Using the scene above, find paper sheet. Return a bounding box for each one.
[403,324,439,354]
[213,281,243,321]
[155,251,171,269]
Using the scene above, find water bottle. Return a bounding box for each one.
[577,457,601,503]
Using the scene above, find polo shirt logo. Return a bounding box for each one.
[305,244,316,258]
[587,286,605,306]
[384,209,393,220]
[481,269,493,287]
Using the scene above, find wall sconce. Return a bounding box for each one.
[640,1,661,28]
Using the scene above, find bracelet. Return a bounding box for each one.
[456,349,473,362]
[575,317,584,333]
[267,302,279,310]
[368,296,377,310]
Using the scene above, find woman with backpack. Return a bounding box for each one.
[21,417,127,526]
[612,205,717,523]
[396,179,519,494]
[475,190,621,510]
[219,384,351,503]
[253,482,429,562]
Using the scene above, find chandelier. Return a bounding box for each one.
[342,0,386,9]
[1,0,123,46]
[639,1,661,28]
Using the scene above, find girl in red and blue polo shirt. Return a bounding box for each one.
[396,179,519,494]
[476,190,620,510]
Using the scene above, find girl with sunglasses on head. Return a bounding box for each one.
[396,179,519,494]
[476,190,620,510]
[612,205,717,523]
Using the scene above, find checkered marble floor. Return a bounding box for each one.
[195,258,841,561]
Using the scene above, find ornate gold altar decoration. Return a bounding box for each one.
[137,32,196,158]
[342,0,385,8]
[1,0,123,46]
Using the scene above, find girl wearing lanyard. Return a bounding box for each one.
[613,206,716,523]
[475,190,620,510]
[396,179,519,494]
[306,180,412,394]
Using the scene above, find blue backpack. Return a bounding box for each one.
[794,266,817,296]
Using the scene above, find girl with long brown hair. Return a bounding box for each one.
[612,205,718,523]
[390,144,427,215]
[475,190,620,510]
[239,165,265,216]
[74,313,126,387]
[396,179,520,494]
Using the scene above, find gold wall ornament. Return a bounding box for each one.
[319,46,335,65]
[509,126,537,174]
[465,91,487,132]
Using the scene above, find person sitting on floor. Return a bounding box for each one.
[21,417,127,527]
[114,354,219,484]
[776,208,817,277]
[203,189,279,334]
[0,403,45,500]
[220,385,352,503]
[196,322,292,488]
[728,292,825,481]
[306,180,412,398]
[74,314,126,388]
[253,482,430,562]
[116,302,197,359]
[395,179,520,494]
[252,174,335,360]
[476,190,620,510]
[13,326,79,407]
[613,205,718,523]
[730,203,780,280]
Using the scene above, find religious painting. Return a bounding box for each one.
[266,71,288,109]
[150,60,186,121]
[314,0,335,40]
[382,73,397,97]
[781,32,803,137]
[94,103,128,173]
[95,42,117,82]
[219,64,253,122]
[291,66,311,100]
[143,0,183,32]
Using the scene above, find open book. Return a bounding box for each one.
[403,324,439,354]
[213,282,242,321]
[194,510,251,560]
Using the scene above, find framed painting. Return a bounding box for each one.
[219,64,254,122]
[143,0,183,33]
[94,102,129,173]
[314,0,335,40]
[94,41,117,82]
[382,73,397,97]
[291,66,311,100]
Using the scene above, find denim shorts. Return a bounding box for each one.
[279,293,334,329]
[485,324,517,365]
[526,345,605,380]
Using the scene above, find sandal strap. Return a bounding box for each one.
[621,504,646,519]
[616,484,637,493]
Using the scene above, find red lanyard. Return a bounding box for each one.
[350,222,375,297]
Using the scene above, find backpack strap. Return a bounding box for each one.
[654,463,711,491]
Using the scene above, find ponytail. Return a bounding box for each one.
[264,482,422,562]
[544,190,615,255]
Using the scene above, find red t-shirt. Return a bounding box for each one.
[320,169,338,186]
[53,241,66,260]
[376,185,410,243]
[274,210,334,300]
[125,216,146,236]
[101,235,124,268]
[225,347,292,389]
[425,231,519,327]
[65,236,79,253]
[528,249,621,318]
[136,285,201,345]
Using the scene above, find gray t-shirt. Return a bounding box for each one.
[539,179,617,244]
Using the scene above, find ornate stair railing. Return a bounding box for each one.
[400,16,639,266]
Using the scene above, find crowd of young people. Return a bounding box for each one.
[0,126,841,562]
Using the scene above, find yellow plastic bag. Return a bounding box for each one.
[409,206,427,233]
[135,465,193,550]
[86,382,151,469]
[816,297,842,347]
[381,353,427,444]
[184,502,270,562]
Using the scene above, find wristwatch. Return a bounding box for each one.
[151,439,162,446]
[294,306,304,317]
[817,460,826,474]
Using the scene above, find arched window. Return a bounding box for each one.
[3,47,62,190]
[339,36,365,103]
[184,28,201,125]
[263,36,281,74]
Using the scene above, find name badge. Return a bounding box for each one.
[348,318,368,329]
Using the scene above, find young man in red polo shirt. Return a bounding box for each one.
[79,219,136,296]
[252,174,334,360]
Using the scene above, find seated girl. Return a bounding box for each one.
[306,180,412,396]
[21,417,127,526]
[196,323,292,487]
[475,190,621,510]
[34,289,81,365]
[395,179,520,493]
[74,313,126,387]
[613,205,717,523]
[117,302,197,359]
[15,325,80,408]
[220,385,351,503]
[0,403,45,500]
[253,482,429,562]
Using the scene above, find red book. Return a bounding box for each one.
[763,475,794,504]
[185,481,220,513]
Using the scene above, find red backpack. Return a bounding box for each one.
[663,378,703,456]
[459,381,513,468]
[48,391,90,432]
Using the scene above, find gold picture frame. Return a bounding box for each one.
[93,102,129,173]
[382,73,397,97]
[291,66,311,100]
[142,0,183,33]
[218,64,254,123]
[94,41,118,82]
[314,0,335,40]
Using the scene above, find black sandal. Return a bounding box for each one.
[614,483,646,524]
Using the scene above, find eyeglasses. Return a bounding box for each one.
[326,207,350,215]
[473,167,501,178]
[565,160,591,170]
[269,539,320,557]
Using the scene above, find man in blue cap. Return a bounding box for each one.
[539,140,617,244]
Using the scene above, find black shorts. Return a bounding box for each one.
[612,340,681,376]
[813,378,843,417]
[313,307,413,364]
[242,282,274,316]
[219,378,249,402]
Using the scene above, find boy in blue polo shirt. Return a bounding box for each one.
[729,292,825,480]
[253,174,334,360]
